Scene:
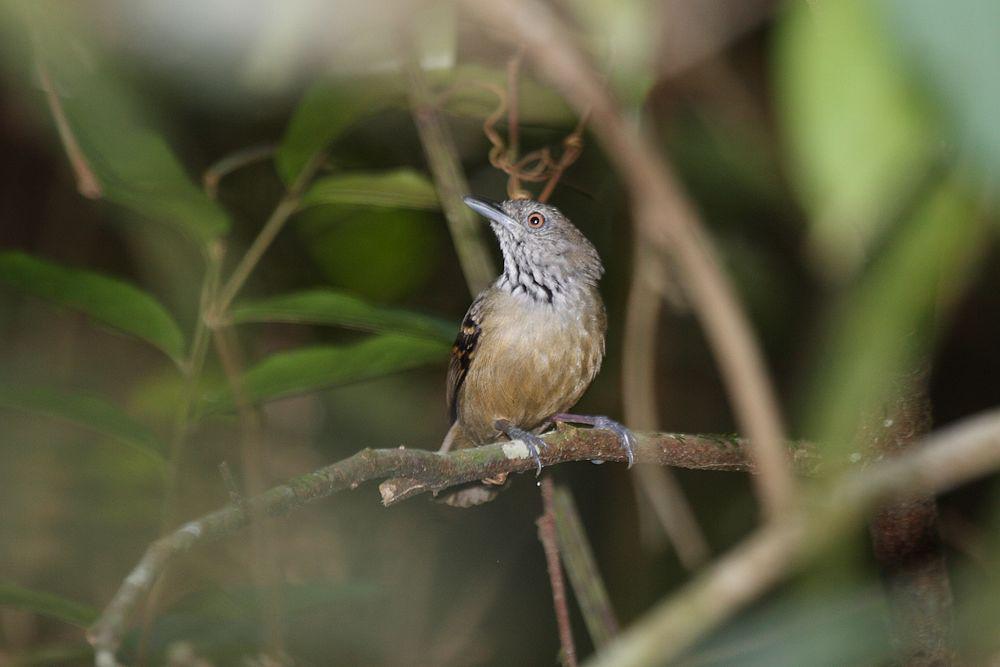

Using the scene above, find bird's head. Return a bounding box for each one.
[463,196,603,301]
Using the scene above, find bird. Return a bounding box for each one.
[438,196,635,507]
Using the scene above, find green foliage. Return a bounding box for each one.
[27,4,230,246]
[0,252,185,364]
[0,582,98,628]
[297,207,443,302]
[204,334,449,410]
[231,289,454,342]
[301,169,439,210]
[880,0,1000,189]
[802,182,982,460]
[776,0,933,278]
[0,384,166,463]
[276,77,404,184]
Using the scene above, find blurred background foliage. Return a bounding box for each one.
[0,0,998,665]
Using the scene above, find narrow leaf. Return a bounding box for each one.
[0,582,98,628]
[0,252,185,363]
[276,77,404,184]
[204,334,448,410]
[301,169,439,210]
[0,384,165,463]
[230,289,454,342]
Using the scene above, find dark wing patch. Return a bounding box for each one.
[446,306,482,424]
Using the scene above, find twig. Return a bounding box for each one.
[623,239,709,567]
[214,149,328,314]
[88,426,808,664]
[463,0,797,521]
[585,408,1000,667]
[540,477,578,667]
[203,144,276,200]
[34,56,102,199]
[551,482,619,648]
[406,56,497,296]
[506,48,526,199]
[538,112,589,204]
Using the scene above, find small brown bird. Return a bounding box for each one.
[439,196,634,506]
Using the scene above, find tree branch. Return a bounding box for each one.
[585,407,1000,667]
[87,427,802,665]
[540,476,578,667]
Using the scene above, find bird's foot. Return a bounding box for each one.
[551,413,636,468]
[495,419,547,476]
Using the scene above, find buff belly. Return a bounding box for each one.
[456,292,606,444]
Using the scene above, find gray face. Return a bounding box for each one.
[463,196,604,303]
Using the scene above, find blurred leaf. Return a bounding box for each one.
[231,289,454,341]
[0,252,185,364]
[776,0,933,279]
[802,181,982,462]
[0,384,165,463]
[276,77,404,184]
[566,0,655,106]
[880,0,1000,191]
[301,169,439,210]
[0,582,97,628]
[127,580,379,664]
[204,334,448,410]
[28,4,230,245]
[297,207,442,302]
[7,642,93,666]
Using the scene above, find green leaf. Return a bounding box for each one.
[0,252,185,363]
[301,169,439,210]
[0,384,165,463]
[0,582,98,628]
[28,5,229,245]
[775,0,933,279]
[880,0,1000,191]
[276,77,404,184]
[802,181,983,464]
[204,334,448,410]
[230,289,454,342]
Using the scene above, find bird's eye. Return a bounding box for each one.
[527,212,546,228]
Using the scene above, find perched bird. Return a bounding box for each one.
[439,196,635,506]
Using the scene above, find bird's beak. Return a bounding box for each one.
[463,196,517,232]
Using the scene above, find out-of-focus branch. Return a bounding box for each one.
[867,372,954,666]
[34,55,102,199]
[624,238,709,568]
[551,482,620,648]
[88,427,811,665]
[585,407,1000,667]
[463,0,796,520]
[406,58,497,296]
[203,144,276,200]
[540,477,578,667]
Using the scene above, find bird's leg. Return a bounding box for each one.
[551,413,636,468]
[495,418,548,476]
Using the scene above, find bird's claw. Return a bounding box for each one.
[594,416,636,468]
[495,419,547,476]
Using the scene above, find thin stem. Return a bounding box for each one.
[550,482,619,648]
[214,149,328,314]
[203,143,277,201]
[506,48,526,199]
[538,112,589,204]
[539,476,578,667]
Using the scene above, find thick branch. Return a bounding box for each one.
[87,428,792,664]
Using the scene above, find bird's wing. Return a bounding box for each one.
[446,294,486,424]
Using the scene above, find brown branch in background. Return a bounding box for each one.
[463,0,796,521]
[506,48,527,199]
[407,59,497,296]
[89,408,1000,667]
[866,370,955,666]
[203,143,277,200]
[550,482,620,648]
[623,239,709,568]
[34,56,102,199]
[88,426,806,665]
[537,112,589,204]
[540,476,578,667]
[585,408,1000,667]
